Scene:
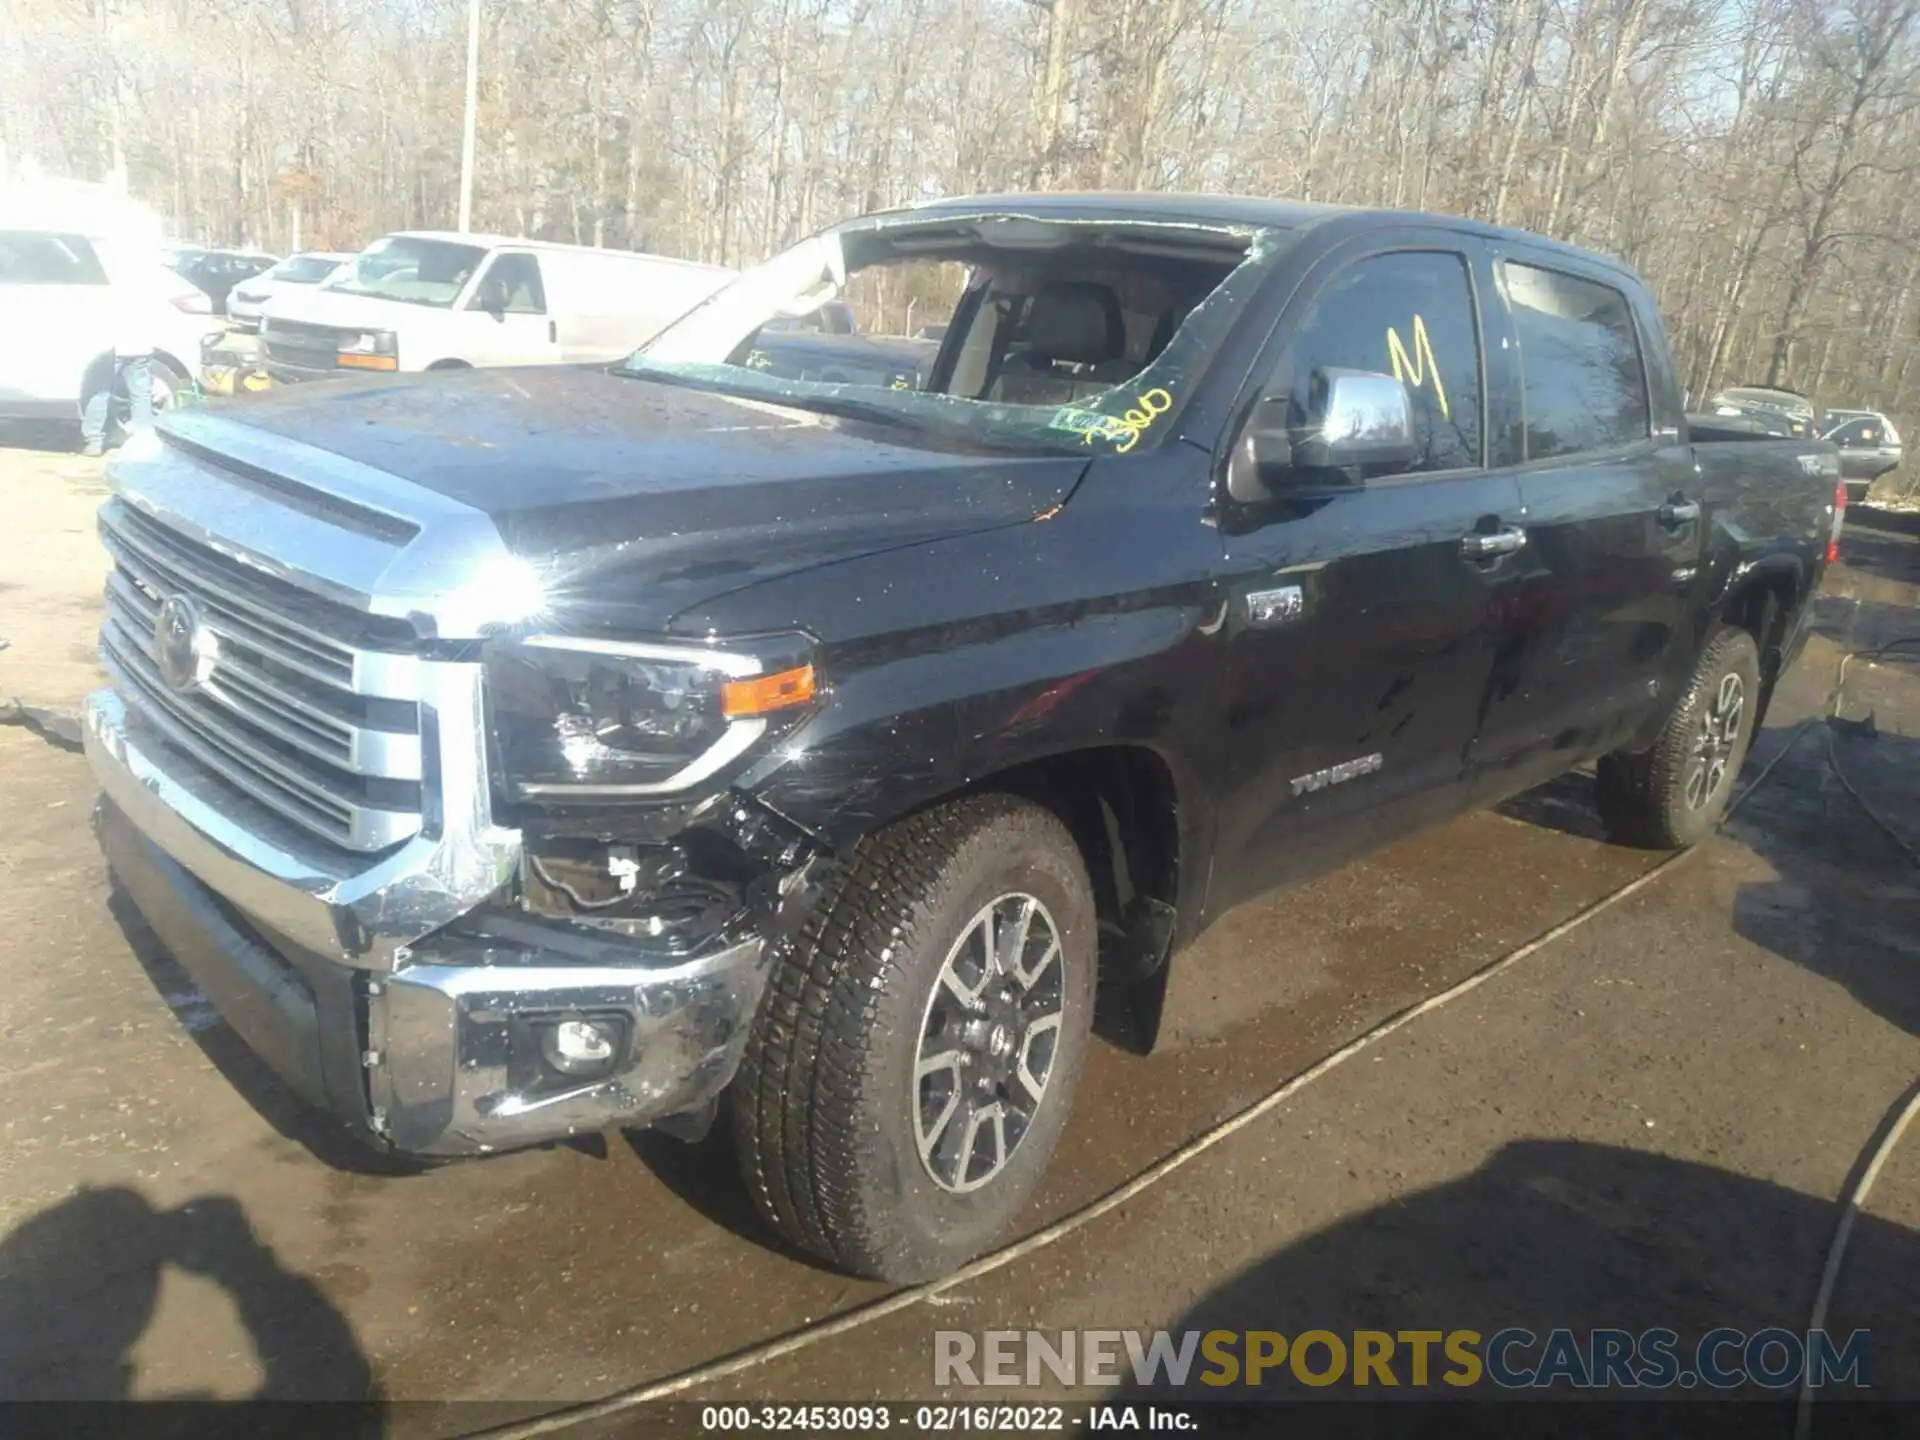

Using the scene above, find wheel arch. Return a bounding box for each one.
[796,742,1191,1052]
[80,347,195,402]
[1717,553,1808,699]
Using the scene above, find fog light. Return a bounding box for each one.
[539,1018,621,1078]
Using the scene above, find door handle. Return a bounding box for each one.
[548,319,558,343]
[1461,526,1528,558]
[1659,499,1701,526]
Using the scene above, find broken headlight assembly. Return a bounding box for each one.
[484,633,817,799]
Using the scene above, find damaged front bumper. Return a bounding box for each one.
[86,688,773,1158]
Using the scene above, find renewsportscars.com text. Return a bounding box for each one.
[934,1327,1872,1391]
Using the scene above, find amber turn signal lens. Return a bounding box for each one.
[721,664,816,718]
[337,353,398,370]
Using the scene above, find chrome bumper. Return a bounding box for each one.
[88,689,772,1157]
[373,916,771,1156]
[84,686,517,969]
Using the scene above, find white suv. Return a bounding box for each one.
[0,224,217,430]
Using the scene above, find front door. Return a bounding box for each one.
[1469,254,1701,792]
[1211,242,1529,913]
[465,252,559,365]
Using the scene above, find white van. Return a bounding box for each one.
[0,185,217,426]
[259,232,732,381]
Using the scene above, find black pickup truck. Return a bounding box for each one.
[85,194,1843,1282]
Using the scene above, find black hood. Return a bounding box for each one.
[224,365,1089,628]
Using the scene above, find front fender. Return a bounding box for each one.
[734,599,1217,850]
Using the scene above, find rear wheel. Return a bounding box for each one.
[731,794,1096,1281]
[1596,627,1761,849]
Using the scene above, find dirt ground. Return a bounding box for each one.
[1,434,1917,1427]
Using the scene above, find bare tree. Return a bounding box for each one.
[2,0,1917,420]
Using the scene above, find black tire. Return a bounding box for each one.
[146,358,191,412]
[86,358,191,440]
[1596,627,1762,849]
[731,793,1097,1281]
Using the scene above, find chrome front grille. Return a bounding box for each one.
[98,500,425,853]
[262,318,349,370]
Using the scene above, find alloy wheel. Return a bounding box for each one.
[1685,671,1745,810]
[912,893,1065,1194]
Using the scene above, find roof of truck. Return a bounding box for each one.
[872,191,1639,278]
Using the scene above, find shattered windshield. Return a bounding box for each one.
[621,215,1289,454]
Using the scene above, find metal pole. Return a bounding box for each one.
[457,0,479,233]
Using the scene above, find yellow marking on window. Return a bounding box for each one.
[1386,315,1449,421]
[1098,387,1174,454]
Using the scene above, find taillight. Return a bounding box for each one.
[1828,478,1847,564]
[170,290,212,314]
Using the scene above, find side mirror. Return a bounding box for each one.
[1227,368,1416,503]
[1294,368,1416,471]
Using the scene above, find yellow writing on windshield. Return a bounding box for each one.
[1386,315,1449,421]
[1097,387,1173,454]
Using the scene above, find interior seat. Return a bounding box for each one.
[990,282,1133,405]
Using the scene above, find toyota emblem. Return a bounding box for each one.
[153,594,215,692]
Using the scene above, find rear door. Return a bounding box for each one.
[1470,253,1700,791]
[1211,237,1531,909]
[463,251,560,365]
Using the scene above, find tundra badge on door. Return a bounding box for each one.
[1291,752,1385,797]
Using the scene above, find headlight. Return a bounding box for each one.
[338,330,397,355]
[486,633,817,799]
[336,330,399,370]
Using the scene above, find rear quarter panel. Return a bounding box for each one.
[1661,437,1837,707]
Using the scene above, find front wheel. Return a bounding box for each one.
[1596,627,1761,849]
[731,794,1097,1281]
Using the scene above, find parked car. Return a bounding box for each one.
[1707,386,1825,439]
[224,251,354,331]
[1822,411,1903,502]
[258,231,733,381]
[166,246,279,314]
[0,204,216,430]
[84,194,1843,1285]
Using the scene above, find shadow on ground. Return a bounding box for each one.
[1830,526,1920,593]
[0,1187,376,1402]
[0,421,82,455]
[1124,1139,1918,1402]
[1851,504,1920,539]
[1725,714,1920,1040]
